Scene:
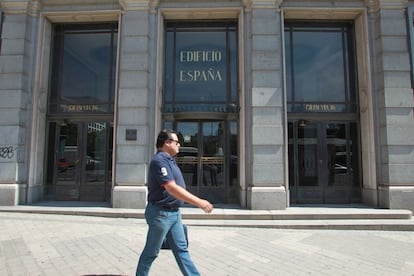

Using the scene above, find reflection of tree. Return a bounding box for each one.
[327,144,336,184]
[87,127,106,158]
[62,124,78,145]
[58,137,66,158]
[217,122,225,150]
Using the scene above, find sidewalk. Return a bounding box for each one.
[0,201,413,231]
[0,211,413,276]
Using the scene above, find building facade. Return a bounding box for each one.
[0,0,413,211]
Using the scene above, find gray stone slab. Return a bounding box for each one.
[0,212,413,275]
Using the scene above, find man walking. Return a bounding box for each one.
[136,129,213,276]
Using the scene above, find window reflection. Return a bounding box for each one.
[285,23,356,113]
[164,22,238,113]
[50,24,117,114]
[174,31,227,102]
[293,31,346,102]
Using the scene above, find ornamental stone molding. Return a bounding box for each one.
[149,0,158,13]
[0,0,41,15]
[365,0,408,13]
[119,0,158,11]
[243,0,283,11]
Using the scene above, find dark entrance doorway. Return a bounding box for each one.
[162,21,239,204]
[45,23,117,201]
[170,120,238,204]
[45,121,113,201]
[285,21,361,204]
[288,121,361,204]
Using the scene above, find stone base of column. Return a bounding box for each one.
[362,187,379,207]
[247,186,287,210]
[0,184,19,206]
[26,184,43,203]
[112,185,147,209]
[378,186,414,212]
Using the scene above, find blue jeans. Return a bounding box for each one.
[136,204,200,276]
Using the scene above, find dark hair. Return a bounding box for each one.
[156,129,177,149]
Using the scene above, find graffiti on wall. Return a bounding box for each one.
[0,146,16,159]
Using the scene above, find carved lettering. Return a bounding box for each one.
[61,104,99,112]
[305,104,337,112]
[179,68,223,81]
[179,50,222,63]
[177,49,224,83]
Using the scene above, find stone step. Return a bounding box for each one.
[180,207,413,220]
[1,204,414,230]
[0,204,412,221]
[183,218,414,231]
[182,218,414,231]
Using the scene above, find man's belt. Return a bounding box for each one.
[151,202,178,211]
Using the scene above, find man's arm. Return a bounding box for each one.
[164,182,213,213]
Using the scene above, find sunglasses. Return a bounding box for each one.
[167,139,180,145]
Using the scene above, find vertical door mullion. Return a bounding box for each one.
[104,123,110,202]
[319,122,327,204]
[345,122,352,202]
[52,123,59,197]
[77,122,85,201]
[197,121,203,194]
[223,121,228,200]
[293,121,299,203]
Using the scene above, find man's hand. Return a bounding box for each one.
[198,199,213,213]
[164,182,214,213]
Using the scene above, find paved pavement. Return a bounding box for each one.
[1,212,414,276]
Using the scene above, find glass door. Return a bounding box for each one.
[46,121,112,201]
[288,121,361,204]
[289,122,321,203]
[82,122,113,201]
[175,121,236,203]
[55,123,81,200]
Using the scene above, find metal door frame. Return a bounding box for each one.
[47,120,112,201]
[289,120,360,204]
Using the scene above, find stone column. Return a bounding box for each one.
[244,0,286,210]
[366,0,414,211]
[0,0,39,205]
[113,0,156,208]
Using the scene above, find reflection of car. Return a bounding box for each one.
[86,155,101,165]
[176,147,198,173]
[177,147,198,156]
[334,163,352,174]
[58,158,69,172]
[230,155,238,178]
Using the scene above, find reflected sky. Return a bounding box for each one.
[285,24,355,109]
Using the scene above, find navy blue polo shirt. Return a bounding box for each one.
[147,151,186,209]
